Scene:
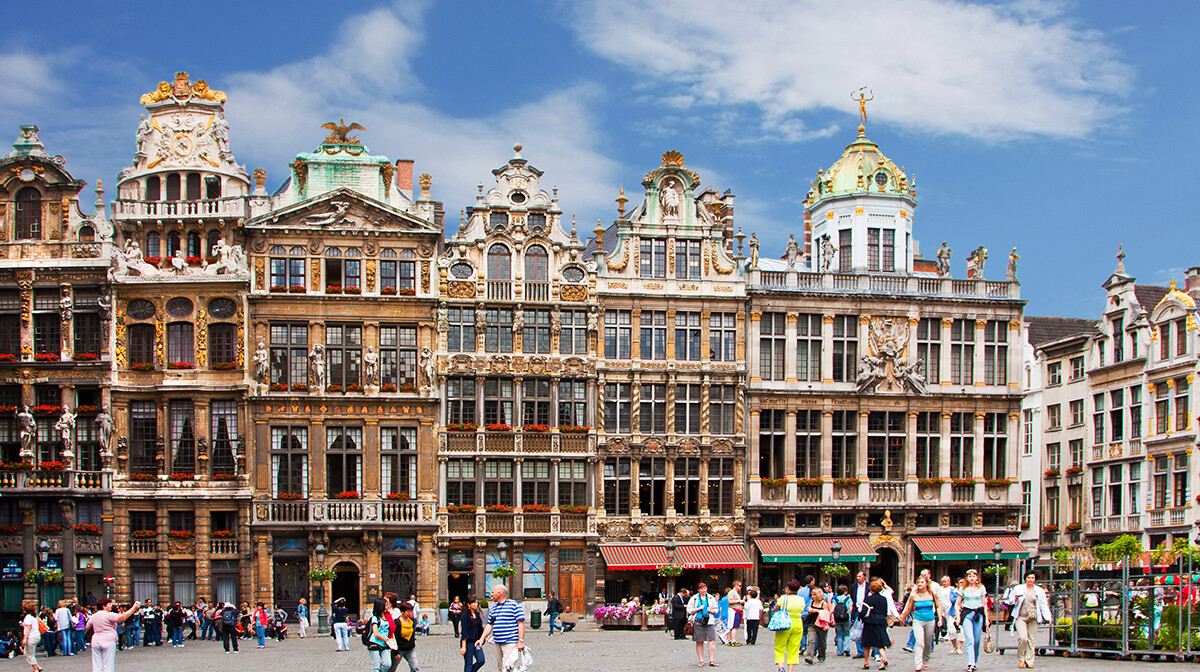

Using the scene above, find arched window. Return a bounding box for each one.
[15,188,41,239]
[145,176,161,201]
[525,245,548,283]
[78,226,95,242]
[206,230,221,257]
[185,173,201,201]
[487,244,511,281]
[165,174,181,201]
[186,231,201,258]
[167,231,181,256]
[145,232,161,259]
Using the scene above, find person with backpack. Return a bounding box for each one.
[832,585,854,656]
[365,598,393,672]
[219,602,240,653]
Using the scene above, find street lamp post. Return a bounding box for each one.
[666,541,677,596]
[993,542,1003,650]
[831,541,842,582]
[315,542,329,634]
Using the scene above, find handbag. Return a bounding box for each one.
[849,619,863,643]
[685,620,694,637]
[766,596,793,631]
[983,632,996,654]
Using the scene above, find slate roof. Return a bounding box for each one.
[1134,284,1170,310]
[1026,316,1097,348]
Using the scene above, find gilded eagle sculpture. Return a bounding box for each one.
[321,119,366,145]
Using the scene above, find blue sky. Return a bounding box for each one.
[1,0,1195,317]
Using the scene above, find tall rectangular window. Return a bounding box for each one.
[1160,322,1172,361]
[446,377,476,425]
[271,426,307,497]
[604,310,631,359]
[210,401,237,476]
[169,401,195,475]
[831,315,858,382]
[1021,481,1032,527]
[915,412,941,479]
[638,383,666,434]
[982,412,1007,480]
[483,378,514,426]
[949,412,974,478]
[758,409,786,480]
[881,229,895,272]
[1022,409,1033,456]
[638,457,666,515]
[604,383,630,433]
[129,400,158,476]
[208,323,237,368]
[270,323,308,388]
[380,427,416,497]
[482,460,514,506]
[1047,361,1062,386]
[1176,378,1190,431]
[1130,385,1142,438]
[1112,317,1125,362]
[166,323,194,365]
[0,291,20,357]
[325,323,362,388]
[446,307,476,353]
[1046,442,1061,471]
[1177,318,1189,356]
[838,230,852,273]
[557,379,587,428]
[1110,388,1125,442]
[520,460,551,507]
[1128,462,1141,514]
[916,318,941,384]
[72,291,101,357]
[639,238,667,278]
[674,312,702,361]
[445,459,476,507]
[674,384,701,435]
[379,325,417,388]
[640,311,667,360]
[33,291,59,356]
[1047,404,1061,430]
[1069,357,1084,381]
[603,457,631,515]
[1093,393,1106,444]
[795,410,820,479]
[983,320,1007,385]
[559,310,588,355]
[379,258,397,293]
[867,411,905,481]
[673,458,701,516]
[1153,456,1168,509]
[558,460,588,507]
[1069,400,1084,427]
[796,314,821,382]
[1155,383,1169,434]
[867,228,880,272]
[522,378,551,427]
[522,309,552,354]
[1108,464,1123,516]
[1068,439,1083,468]
[759,313,786,380]
[708,458,736,516]
[484,308,514,353]
[709,385,736,436]
[397,259,416,292]
[325,425,363,496]
[831,410,857,478]
[950,319,975,385]
[709,313,737,362]
[674,240,702,279]
[1174,453,1189,507]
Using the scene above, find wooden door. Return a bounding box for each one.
[559,573,585,614]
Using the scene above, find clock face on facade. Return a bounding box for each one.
[450,262,474,279]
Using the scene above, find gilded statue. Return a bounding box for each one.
[321,119,366,145]
[852,87,874,127]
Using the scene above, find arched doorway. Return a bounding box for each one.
[872,547,900,591]
[331,562,360,616]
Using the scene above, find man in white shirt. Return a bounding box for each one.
[54,601,74,656]
[851,571,869,658]
[726,580,744,646]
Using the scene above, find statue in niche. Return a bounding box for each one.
[253,342,269,384]
[419,347,436,393]
[363,346,379,386]
[17,406,34,460]
[95,408,115,451]
[658,178,681,219]
[309,345,326,389]
[55,407,76,458]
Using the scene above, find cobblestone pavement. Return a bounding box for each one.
[25,624,1198,672]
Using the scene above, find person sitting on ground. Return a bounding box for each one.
[560,607,578,633]
[417,613,431,636]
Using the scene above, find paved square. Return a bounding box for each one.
[25,624,1195,672]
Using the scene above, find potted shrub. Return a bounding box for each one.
[0,354,16,363]
[823,562,851,578]
[761,477,787,487]
[918,477,944,488]
[346,383,364,393]
[381,383,397,393]
[795,477,823,488]
[168,472,194,481]
[168,361,194,370]
[490,565,515,579]
[833,477,861,488]
[485,504,514,513]
[523,424,550,433]
[75,405,100,414]
[0,524,20,534]
[32,404,62,415]
[130,363,155,371]
[129,472,157,482]
[289,284,307,294]
[36,524,63,534]
[130,529,156,539]
[558,425,590,433]
[1,461,31,470]
[655,564,682,577]
[343,286,361,295]
[73,353,99,361]
[270,285,287,293]
[447,423,478,432]
[1043,468,1060,479]
[381,286,398,296]
[399,383,417,392]
[211,362,237,370]
[485,424,512,432]
[308,567,337,583]
[439,600,450,626]
[326,384,344,393]
[951,478,976,488]
[325,285,342,294]
[398,288,416,296]
[290,383,308,392]
[212,473,238,481]
[1065,466,1083,476]
[34,353,60,362]
[211,529,236,539]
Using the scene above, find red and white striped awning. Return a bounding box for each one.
[599,544,752,570]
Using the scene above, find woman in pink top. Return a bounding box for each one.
[86,599,141,672]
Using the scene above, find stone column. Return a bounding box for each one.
[546,542,560,604]
[973,412,986,480]
[195,503,211,602]
[474,541,487,599]
[664,457,675,512]
[417,532,437,609]
[940,318,953,387]
[747,411,761,479]
[309,421,326,498]
[785,313,799,383]
[698,458,710,515]
[665,380,676,435]
[821,314,835,383]
[630,309,642,360]
[973,318,986,387]
[156,500,170,602]
[856,411,870,495]
[784,411,798,488]
[436,543,449,605]
[906,411,919,500]
[512,540,524,599]
[363,418,380,497]
[748,311,762,381]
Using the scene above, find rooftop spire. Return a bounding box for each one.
[1115,243,1126,275]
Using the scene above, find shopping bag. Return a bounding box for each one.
[766,597,793,632]
[849,619,863,643]
[983,632,996,654]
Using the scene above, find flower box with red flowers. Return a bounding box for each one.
[169,472,194,481]
[833,477,861,488]
[76,405,100,415]
[290,383,308,392]
[0,405,15,414]
[130,363,155,371]
[343,286,361,295]
[1064,466,1083,476]
[186,256,202,265]
[761,477,787,487]
[951,478,976,488]
[36,524,63,534]
[398,288,415,296]
[558,425,590,434]
[72,353,99,361]
[325,285,342,294]
[447,504,477,514]
[212,473,237,481]
[336,491,360,500]
[522,504,552,513]
[399,383,417,392]
[795,477,825,487]
[1,461,31,470]
[74,523,101,535]
[0,354,15,363]
[1043,468,1060,479]
[144,256,162,266]
[211,529,235,539]
[326,384,344,393]
[129,473,158,482]
[1042,524,1059,533]
[447,423,478,432]
[381,287,398,296]
[346,383,364,393]
[485,424,512,432]
[485,504,514,513]
[558,505,588,515]
[1065,523,1083,532]
[270,382,288,391]
[918,478,945,487]
[32,405,62,415]
[386,492,410,501]
[168,530,195,539]
[168,361,194,370]
[130,530,156,539]
[270,285,287,293]
[38,461,66,471]
[523,425,550,433]
[34,353,60,362]
[0,524,19,534]
[211,362,237,371]
[985,478,1013,488]
[381,383,397,393]
[289,285,307,294]
[206,255,219,265]
[276,492,302,500]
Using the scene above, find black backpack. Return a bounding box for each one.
[833,598,850,624]
[222,608,237,627]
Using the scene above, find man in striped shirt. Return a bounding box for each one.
[479,584,525,671]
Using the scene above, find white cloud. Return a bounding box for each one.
[222,0,620,222]
[562,0,1132,141]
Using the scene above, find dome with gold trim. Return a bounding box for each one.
[805,124,915,207]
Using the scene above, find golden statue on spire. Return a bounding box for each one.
[852,87,874,127]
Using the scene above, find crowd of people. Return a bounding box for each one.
[661,569,1053,672]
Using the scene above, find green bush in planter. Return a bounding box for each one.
[439,600,450,609]
[479,599,488,609]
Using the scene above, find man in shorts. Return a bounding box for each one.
[726,580,744,646]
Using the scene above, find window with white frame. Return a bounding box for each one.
[983,320,1007,385]
[831,315,858,382]
[916,412,940,479]
[1069,400,1084,427]
[796,410,820,479]
[674,311,702,361]
[380,427,417,497]
[559,310,587,355]
[379,325,418,389]
[916,318,941,384]
[639,383,666,434]
[759,313,786,380]
[447,307,475,353]
[1110,388,1125,442]
[325,425,363,496]
[950,319,975,385]
[867,411,905,481]
[484,307,514,353]
[674,384,701,435]
[558,460,588,507]
[1069,356,1084,381]
[709,313,737,362]
[1093,393,1105,444]
[557,379,587,428]
[796,314,822,382]
[271,426,307,497]
[949,412,974,478]
[522,309,551,354]
[831,410,856,479]
[1047,361,1062,386]
[445,459,476,506]
[674,239,702,279]
[1022,409,1033,456]
[483,378,514,426]
[639,238,667,278]
[446,377,476,425]
[982,413,1007,480]
[640,311,667,360]
[1175,378,1189,432]
[604,310,631,359]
